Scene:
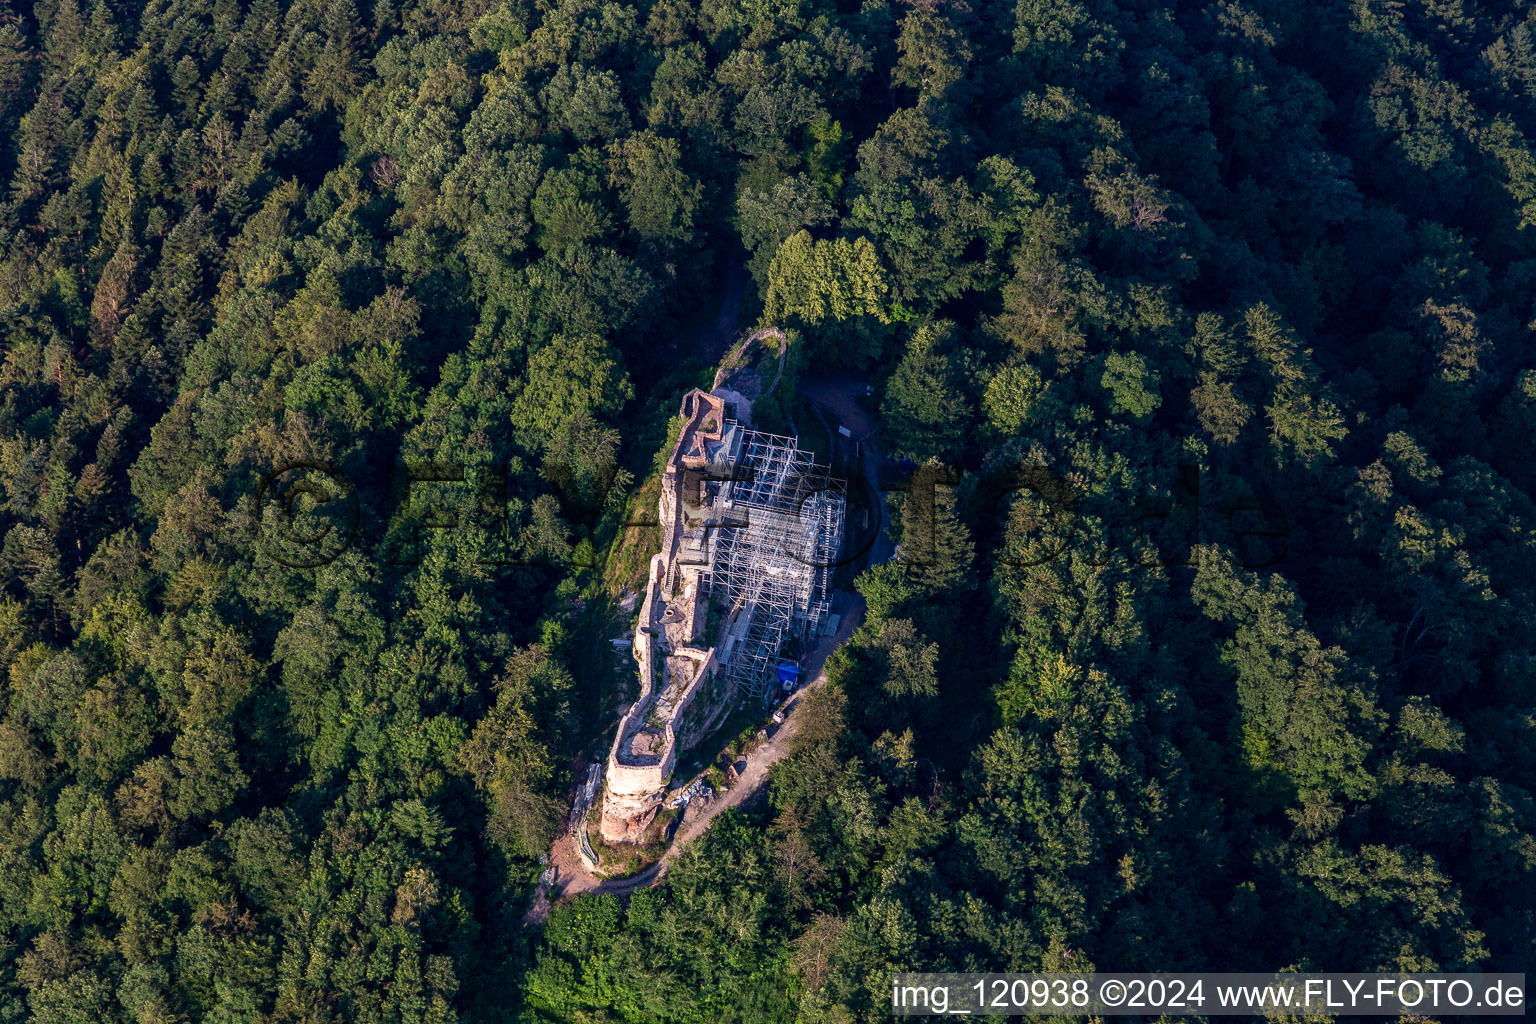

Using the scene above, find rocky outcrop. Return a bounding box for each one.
[599,387,750,844]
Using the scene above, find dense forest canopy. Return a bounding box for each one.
[0,0,1530,1020]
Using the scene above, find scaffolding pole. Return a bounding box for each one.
[702,427,845,697]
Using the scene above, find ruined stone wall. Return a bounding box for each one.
[664,646,718,752]
[596,387,742,846]
[600,551,667,842]
[674,667,732,752]
[599,750,673,843]
[597,600,720,839]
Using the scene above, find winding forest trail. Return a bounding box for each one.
[688,262,745,364]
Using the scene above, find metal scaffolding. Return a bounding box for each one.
[703,424,845,697]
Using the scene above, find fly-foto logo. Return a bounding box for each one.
[250,457,1288,572]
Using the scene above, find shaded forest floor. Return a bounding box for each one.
[683,261,745,365]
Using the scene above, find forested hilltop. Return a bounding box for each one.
[0,0,1532,1020]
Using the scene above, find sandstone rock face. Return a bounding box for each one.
[595,380,840,850]
[599,384,803,847]
[599,758,667,842]
[598,392,734,846]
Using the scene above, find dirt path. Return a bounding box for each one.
[797,373,896,570]
[688,262,745,364]
[796,372,877,440]
[526,596,863,918]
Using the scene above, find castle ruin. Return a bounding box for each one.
[598,387,844,843]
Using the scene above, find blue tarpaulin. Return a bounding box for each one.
[776,661,800,687]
